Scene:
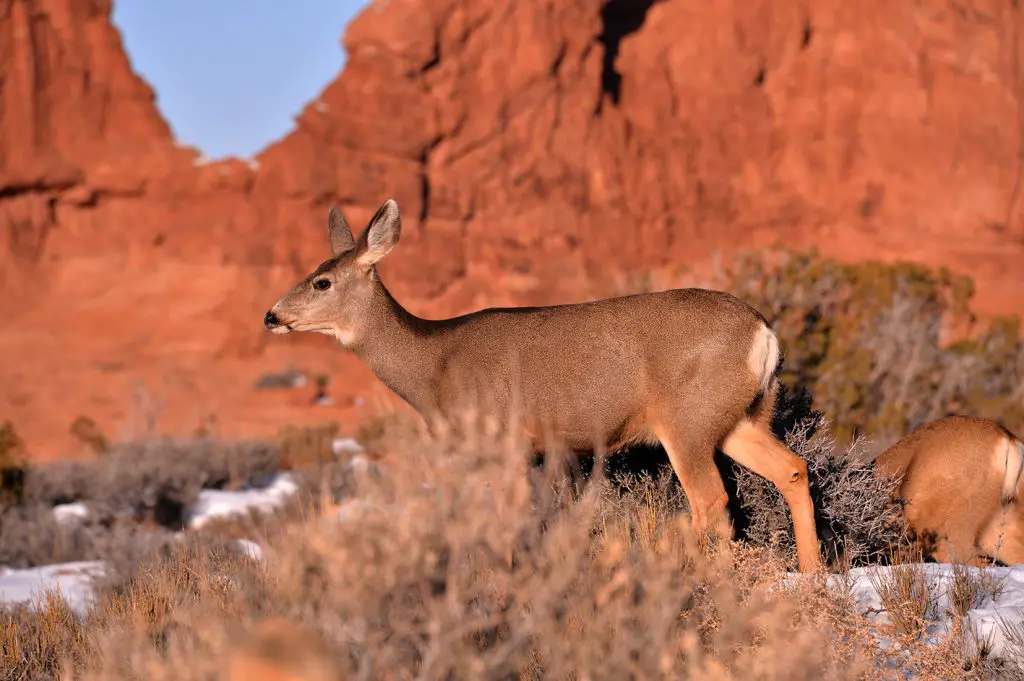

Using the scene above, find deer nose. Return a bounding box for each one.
[264,310,280,329]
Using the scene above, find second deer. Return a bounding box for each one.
[875,414,1024,565]
[264,199,822,572]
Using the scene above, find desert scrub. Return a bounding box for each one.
[0,592,90,681]
[10,416,1024,680]
[276,422,337,470]
[0,437,284,569]
[947,562,1007,620]
[868,553,939,638]
[3,421,880,681]
[722,249,1024,449]
[0,420,26,508]
[22,437,280,514]
[702,413,911,570]
[0,420,24,466]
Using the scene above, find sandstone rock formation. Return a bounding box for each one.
[2,0,1023,458]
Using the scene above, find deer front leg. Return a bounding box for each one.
[720,420,822,572]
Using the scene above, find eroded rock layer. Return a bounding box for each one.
[2,0,1022,457]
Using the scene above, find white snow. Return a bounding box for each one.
[0,561,107,616]
[774,562,1024,669]
[52,501,90,524]
[184,472,299,529]
[333,437,365,455]
[231,538,265,562]
[1,473,302,615]
[836,563,1024,660]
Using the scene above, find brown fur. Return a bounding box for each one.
[264,199,822,571]
[875,414,1024,565]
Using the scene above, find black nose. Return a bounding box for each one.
[264,310,280,328]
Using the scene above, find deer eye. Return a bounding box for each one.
[313,279,331,291]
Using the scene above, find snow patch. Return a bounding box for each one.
[839,563,1024,660]
[185,472,299,529]
[0,561,107,616]
[345,454,375,476]
[52,501,90,524]
[231,538,265,562]
[333,437,365,455]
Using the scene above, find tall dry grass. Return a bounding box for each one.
[8,405,1024,675]
[1,413,891,681]
[6,412,1020,680]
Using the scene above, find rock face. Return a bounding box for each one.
[2,0,1024,458]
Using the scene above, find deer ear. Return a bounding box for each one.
[327,206,355,256]
[356,199,401,267]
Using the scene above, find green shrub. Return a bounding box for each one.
[723,250,1024,449]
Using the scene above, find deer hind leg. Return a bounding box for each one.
[915,509,984,565]
[720,419,822,572]
[930,536,989,567]
[977,504,1024,565]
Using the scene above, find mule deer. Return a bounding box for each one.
[875,415,1024,565]
[264,199,822,571]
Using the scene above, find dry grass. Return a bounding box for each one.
[868,550,938,638]
[1,417,888,681]
[997,615,1024,681]
[947,562,1006,619]
[5,415,1023,681]
[843,551,1020,680]
[0,592,89,680]
[0,437,283,569]
[276,423,338,471]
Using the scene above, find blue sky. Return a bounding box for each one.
[112,1,368,159]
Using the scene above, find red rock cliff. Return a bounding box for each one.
[2,0,1023,458]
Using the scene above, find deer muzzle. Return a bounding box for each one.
[263,309,292,334]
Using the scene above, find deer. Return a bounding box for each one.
[874,414,1024,565]
[263,198,823,572]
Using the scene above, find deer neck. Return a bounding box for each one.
[348,283,447,416]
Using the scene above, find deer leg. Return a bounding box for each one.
[720,420,822,572]
[978,506,1024,565]
[651,423,732,551]
[929,537,990,567]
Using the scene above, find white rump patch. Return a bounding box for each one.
[1000,436,1024,502]
[747,323,780,396]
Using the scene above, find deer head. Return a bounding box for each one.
[263,199,402,347]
